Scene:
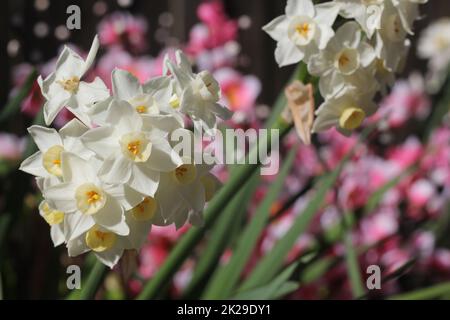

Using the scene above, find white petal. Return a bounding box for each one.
[43,183,78,213]
[43,90,70,126]
[285,0,315,17]
[50,225,65,247]
[314,2,341,26]
[179,182,206,213]
[275,38,304,67]
[59,119,89,141]
[93,196,129,236]
[20,151,45,177]
[358,42,376,67]
[61,152,98,184]
[128,164,160,196]
[105,100,143,133]
[147,138,182,172]
[335,21,361,49]
[142,76,171,95]
[262,15,289,42]
[316,24,335,50]
[103,183,144,211]
[142,114,184,133]
[67,235,90,257]
[81,126,116,159]
[54,46,85,79]
[81,35,100,75]
[112,68,142,101]
[209,103,233,120]
[95,247,123,269]
[165,60,192,89]
[65,212,95,242]
[98,154,132,184]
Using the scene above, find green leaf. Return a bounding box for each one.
[238,125,375,292]
[343,211,365,299]
[136,64,302,300]
[364,165,416,215]
[388,282,450,300]
[238,165,342,292]
[0,69,38,123]
[232,263,299,300]
[67,260,107,300]
[182,173,260,298]
[300,257,335,284]
[202,144,299,299]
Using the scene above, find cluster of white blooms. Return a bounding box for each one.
[20,36,229,268]
[263,0,428,135]
[418,18,450,93]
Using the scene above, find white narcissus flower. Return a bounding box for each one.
[374,1,410,72]
[336,0,385,39]
[263,0,340,66]
[308,21,377,99]
[418,18,450,93]
[38,36,110,126]
[165,50,233,135]
[39,200,65,247]
[312,92,378,135]
[90,69,184,131]
[66,197,159,268]
[20,119,92,180]
[67,225,126,269]
[392,0,428,35]
[43,152,143,242]
[155,156,221,229]
[81,100,182,196]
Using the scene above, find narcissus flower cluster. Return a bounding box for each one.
[20,36,229,268]
[263,0,428,135]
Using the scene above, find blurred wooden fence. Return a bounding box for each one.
[2,0,450,108]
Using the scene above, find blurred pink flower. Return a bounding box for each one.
[408,179,436,208]
[214,68,261,121]
[0,133,26,161]
[186,1,238,56]
[375,74,431,128]
[360,209,399,245]
[387,137,423,170]
[96,49,157,87]
[98,12,148,53]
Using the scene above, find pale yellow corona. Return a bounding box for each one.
[132,197,157,221]
[57,76,80,94]
[339,107,366,130]
[120,132,152,162]
[40,201,65,225]
[85,226,116,252]
[173,164,197,185]
[42,145,64,177]
[75,183,106,215]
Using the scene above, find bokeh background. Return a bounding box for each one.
[2,0,450,107]
[2,0,450,300]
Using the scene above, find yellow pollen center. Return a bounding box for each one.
[128,141,140,156]
[42,145,64,177]
[87,191,100,204]
[173,164,197,185]
[339,107,366,130]
[339,54,350,67]
[132,197,157,221]
[136,105,147,114]
[296,23,310,38]
[57,76,80,94]
[85,226,116,252]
